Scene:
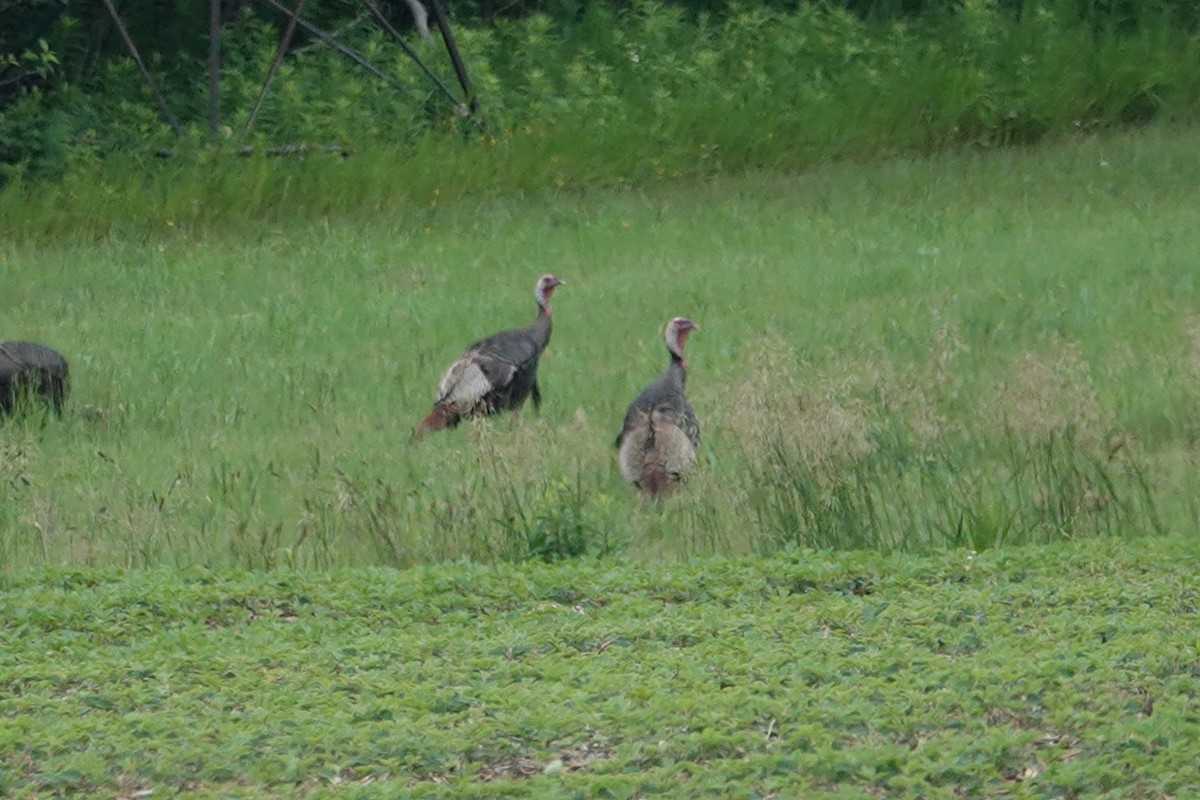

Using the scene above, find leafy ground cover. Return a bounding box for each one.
[1,533,1198,798]
[3,123,1200,569]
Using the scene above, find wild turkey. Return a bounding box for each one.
[413,274,565,439]
[0,341,70,417]
[616,317,700,496]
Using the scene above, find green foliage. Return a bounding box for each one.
[3,0,1200,201]
[494,474,610,563]
[0,90,71,183]
[0,0,67,89]
[1,534,1199,796]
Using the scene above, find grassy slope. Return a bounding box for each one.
[2,533,1199,798]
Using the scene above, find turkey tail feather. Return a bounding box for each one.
[640,462,673,496]
[412,404,456,441]
[639,426,674,496]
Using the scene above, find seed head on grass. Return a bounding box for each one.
[992,342,1112,455]
[1182,313,1200,386]
[726,339,875,478]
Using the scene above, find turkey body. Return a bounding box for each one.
[0,341,70,417]
[414,275,563,438]
[427,315,551,427]
[616,318,699,495]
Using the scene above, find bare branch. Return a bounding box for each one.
[255,0,413,94]
[363,0,463,108]
[100,0,183,137]
[290,11,369,55]
[154,143,351,159]
[0,69,45,91]
[426,0,477,115]
[243,0,308,136]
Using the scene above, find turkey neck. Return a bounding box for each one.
[527,302,553,349]
[666,351,687,388]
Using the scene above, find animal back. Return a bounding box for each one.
[0,341,70,415]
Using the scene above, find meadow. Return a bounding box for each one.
[3,123,1200,570]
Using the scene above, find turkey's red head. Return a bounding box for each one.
[536,274,565,311]
[665,316,698,362]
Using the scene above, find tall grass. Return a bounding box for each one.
[2,124,1199,572]
[731,346,1163,553]
[4,0,1200,239]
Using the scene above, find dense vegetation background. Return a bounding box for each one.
[3,0,1200,233]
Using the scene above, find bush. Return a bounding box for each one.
[0,90,71,185]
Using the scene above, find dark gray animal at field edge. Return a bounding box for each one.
[412,274,565,440]
[616,317,700,496]
[0,341,70,417]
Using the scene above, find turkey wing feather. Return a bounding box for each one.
[437,328,540,406]
[438,357,512,406]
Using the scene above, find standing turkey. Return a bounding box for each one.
[616,317,700,496]
[413,274,565,439]
[0,340,70,417]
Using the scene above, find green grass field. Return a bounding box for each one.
[5,123,1200,569]
[2,534,1198,797]
[4,121,1200,798]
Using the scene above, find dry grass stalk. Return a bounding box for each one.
[992,341,1112,455]
[726,340,875,476]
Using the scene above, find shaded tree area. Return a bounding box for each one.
[1,0,1197,184]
